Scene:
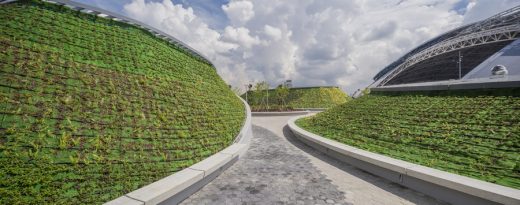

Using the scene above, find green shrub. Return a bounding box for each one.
[244,87,349,109]
[0,1,244,204]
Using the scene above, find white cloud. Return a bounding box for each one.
[123,0,519,95]
[123,0,238,59]
[264,25,282,41]
[222,0,255,25]
[234,0,465,93]
[222,26,261,49]
[123,0,247,88]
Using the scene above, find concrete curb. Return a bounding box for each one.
[288,114,520,205]
[252,111,311,116]
[105,96,252,205]
[294,108,328,112]
[251,109,327,116]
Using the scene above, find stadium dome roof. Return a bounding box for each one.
[373,5,520,88]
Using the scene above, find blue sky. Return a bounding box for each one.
[74,0,130,13]
[172,0,230,29]
[453,0,471,14]
[72,0,519,94]
[75,0,230,29]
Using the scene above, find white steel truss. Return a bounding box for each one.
[377,5,520,86]
[379,25,520,86]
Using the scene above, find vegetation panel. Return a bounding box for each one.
[297,92,520,189]
[0,1,244,204]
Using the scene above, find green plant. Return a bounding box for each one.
[275,85,289,109]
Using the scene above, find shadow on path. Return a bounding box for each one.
[281,125,444,205]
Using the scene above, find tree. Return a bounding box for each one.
[275,85,289,109]
[254,81,270,110]
[254,81,269,91]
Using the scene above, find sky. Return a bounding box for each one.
[74,0,520,95]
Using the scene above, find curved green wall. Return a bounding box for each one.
[297,91,520,189]
[0,1,244,204]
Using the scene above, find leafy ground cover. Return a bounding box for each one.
[297,91,520,189]
[244,86,349,110]
[0,1,244,204]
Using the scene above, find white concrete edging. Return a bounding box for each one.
[251,111,311,116]
[293,108,328,112]
[251,109,327,116]
[105,96,252,205]
[288,114,520,205]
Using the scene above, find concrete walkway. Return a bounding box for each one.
[180,115,444,205]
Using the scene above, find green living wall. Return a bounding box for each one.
[297,90,520,189]
[0,1,244,204]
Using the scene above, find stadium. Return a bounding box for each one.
[371,5,520,89]
[1,0,519,205]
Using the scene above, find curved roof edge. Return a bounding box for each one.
[373,5,520,82]
[1,0,215,67]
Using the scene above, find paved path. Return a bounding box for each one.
[181,115,445,205]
